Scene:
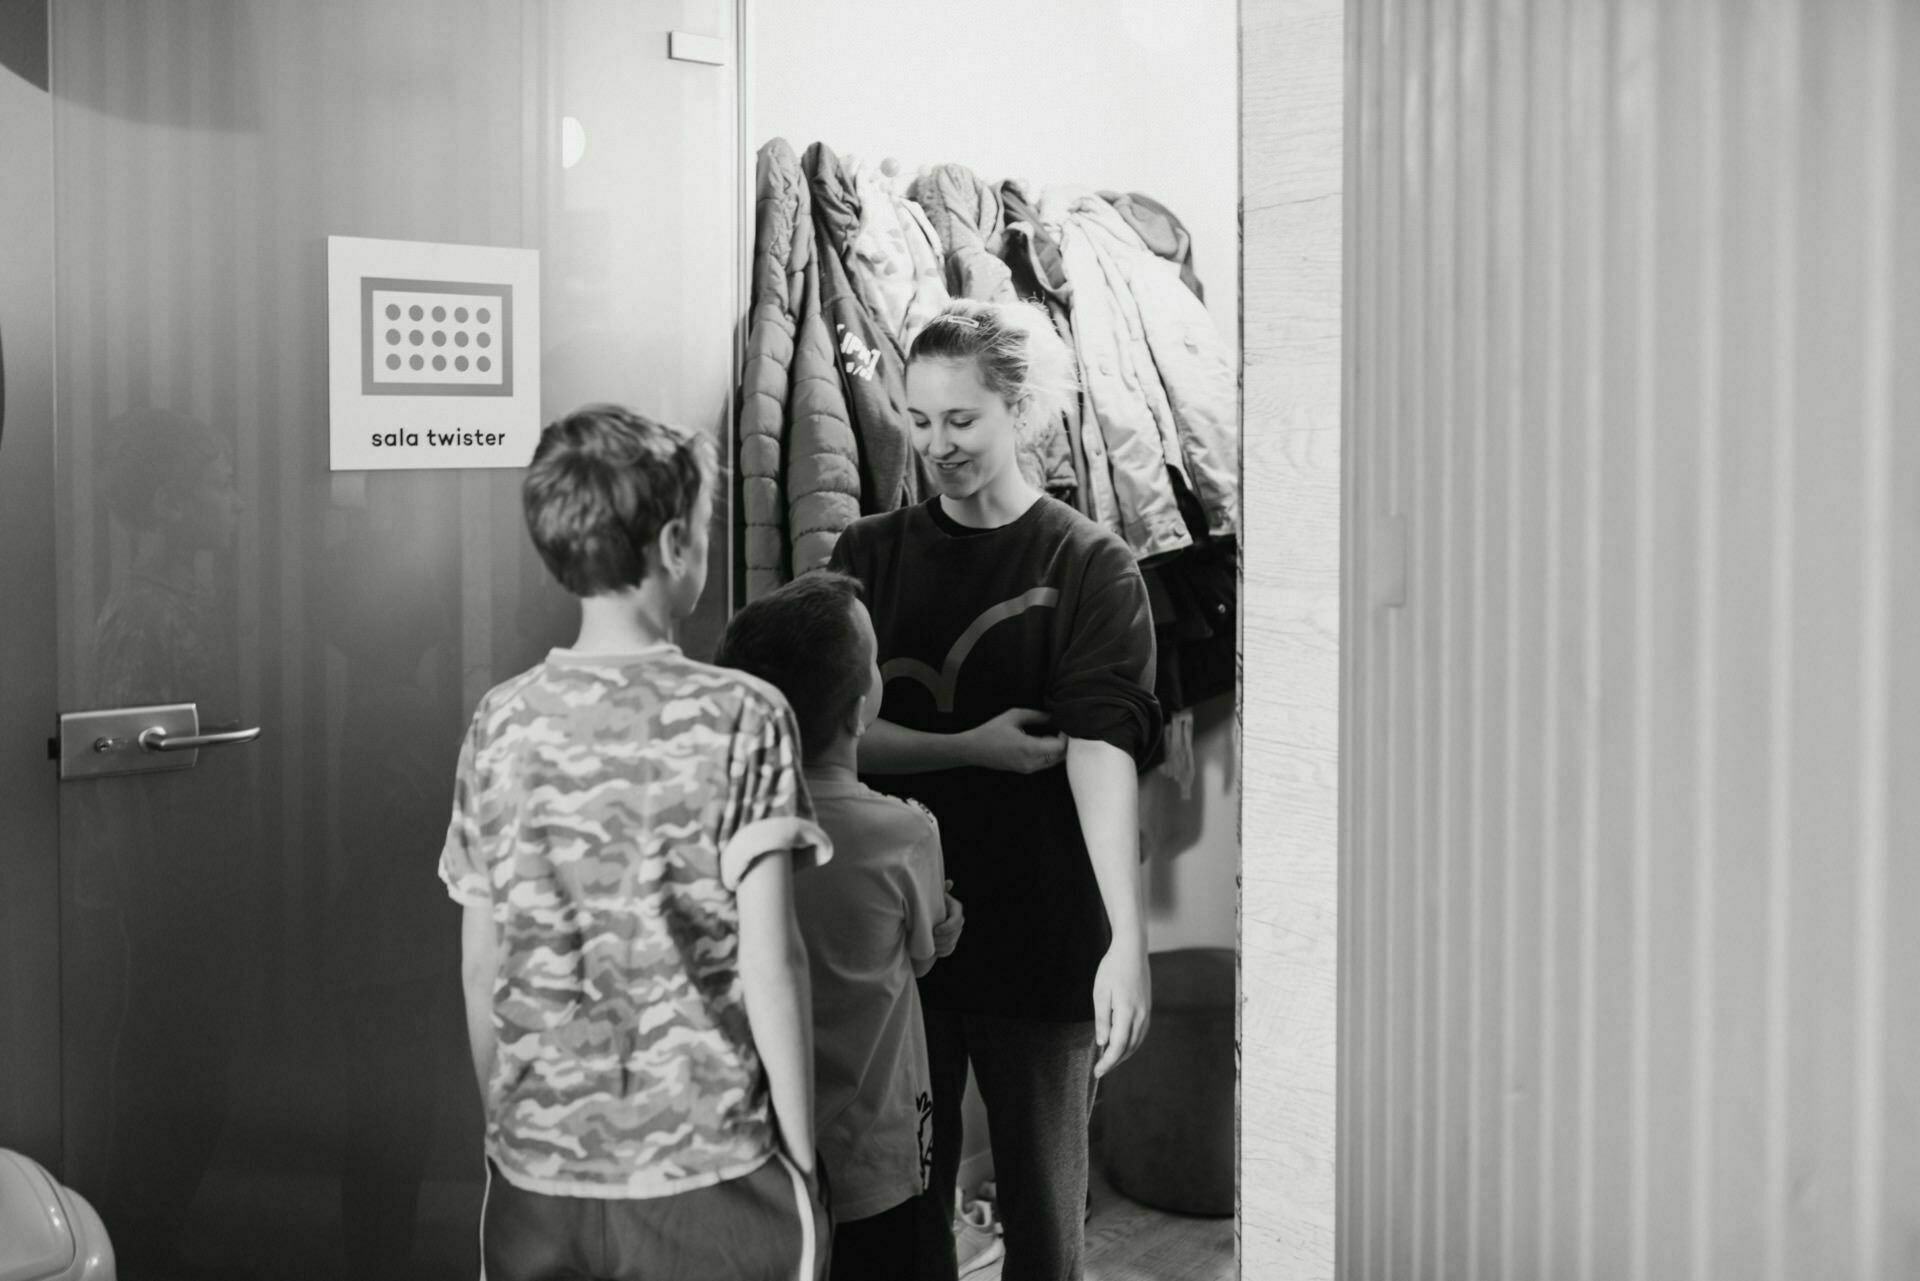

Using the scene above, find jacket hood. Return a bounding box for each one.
[1099,189,1203,301]
[802,140,861,247]
[755,138,808,285]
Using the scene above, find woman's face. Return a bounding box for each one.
[906,356,1022,501]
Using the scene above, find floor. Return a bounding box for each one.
[969,1162,1236,1281]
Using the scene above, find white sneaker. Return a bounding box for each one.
[955,1194,1004,1276]
[954,1218,1004,1277]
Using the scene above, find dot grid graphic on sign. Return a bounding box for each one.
[359,277,514,397]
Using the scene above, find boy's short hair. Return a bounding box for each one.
[522,404,716,597]
[717,571,871,761]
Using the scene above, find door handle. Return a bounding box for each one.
[58,702,261,780]
[137,725,262,753]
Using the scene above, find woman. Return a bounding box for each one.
[827,298,1161,1281]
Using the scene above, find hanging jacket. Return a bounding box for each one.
[894,194,950,349]
[783,152,861,578]
[840,153,921,345]
[1099,190,1205,302]
[1038,186,1191,560]
[804,142,918,526]
[910,162,1018,303]
[739,139,809,600]
[1074,195,1237,541]
[1002,179,1118,535]
[1040,187,1239,551]
[1000,179,1068,305]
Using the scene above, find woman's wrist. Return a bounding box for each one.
[951,724,982,769]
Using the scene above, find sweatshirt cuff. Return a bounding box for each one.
[720,816,834,890]
[1049,687,1164,769]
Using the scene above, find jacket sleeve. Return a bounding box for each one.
[740,140,803,600]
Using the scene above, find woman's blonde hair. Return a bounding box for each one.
[907,298,1077,427]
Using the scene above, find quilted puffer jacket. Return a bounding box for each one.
[739,139,809,600]
[783,154,860,579]
[804,143,917,529]
[1039,187,1239,556]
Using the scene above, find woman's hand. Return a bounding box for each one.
[962,708,1068,774]
[1091,940,1151,1079]
[933,881,965,958]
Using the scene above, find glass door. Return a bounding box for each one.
[42,3,739,1275]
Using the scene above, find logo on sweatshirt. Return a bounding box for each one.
[836,324,880,382]
[881,587,1060,714]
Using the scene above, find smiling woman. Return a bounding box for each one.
[904,300,1079,524]
[821,297,1164,1278]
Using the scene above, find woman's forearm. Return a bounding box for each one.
[1065,737,1146,948]
[857,718,977,775]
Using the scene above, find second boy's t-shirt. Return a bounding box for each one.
[795,765,946,1224]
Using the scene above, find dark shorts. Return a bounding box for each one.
[482,1153,830,1281]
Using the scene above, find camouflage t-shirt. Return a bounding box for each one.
[439,644,832,1199]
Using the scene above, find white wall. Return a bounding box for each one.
[746,0,1241,956]
[1344,1,1920,1278]
[1240,1,1344,1277]
[746,0,1238,365]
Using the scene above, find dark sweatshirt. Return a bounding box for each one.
[828,495,1162,1022]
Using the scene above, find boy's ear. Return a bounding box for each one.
[656,516,688,573]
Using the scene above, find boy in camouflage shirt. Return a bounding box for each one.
[440,406,834,1281]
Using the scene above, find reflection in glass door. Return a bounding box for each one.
[46,3,739,1275]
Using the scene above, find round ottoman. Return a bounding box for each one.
[1100,947,1235,1217]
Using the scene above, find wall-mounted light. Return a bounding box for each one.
[561,116,587,170]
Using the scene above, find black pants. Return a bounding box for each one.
[925,1010,1098,1281]
[830,1184,956,1281]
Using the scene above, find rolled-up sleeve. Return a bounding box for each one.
[717,694,834,890]
[437,717,493,907]
[1045,538,1164,768]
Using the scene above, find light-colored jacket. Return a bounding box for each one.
[841,154,921,347]
[1039,187,1240,556]
[1003,177,1121,538]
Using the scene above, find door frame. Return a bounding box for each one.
[0,0,62,1173]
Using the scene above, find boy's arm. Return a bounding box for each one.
[736,849,817,1178]
[1066,736,1151,1079]
[860,710,1068,776]
[905,821,948,979]
[459,900,500,1103]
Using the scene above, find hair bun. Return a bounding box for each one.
[909,299,1078,427]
